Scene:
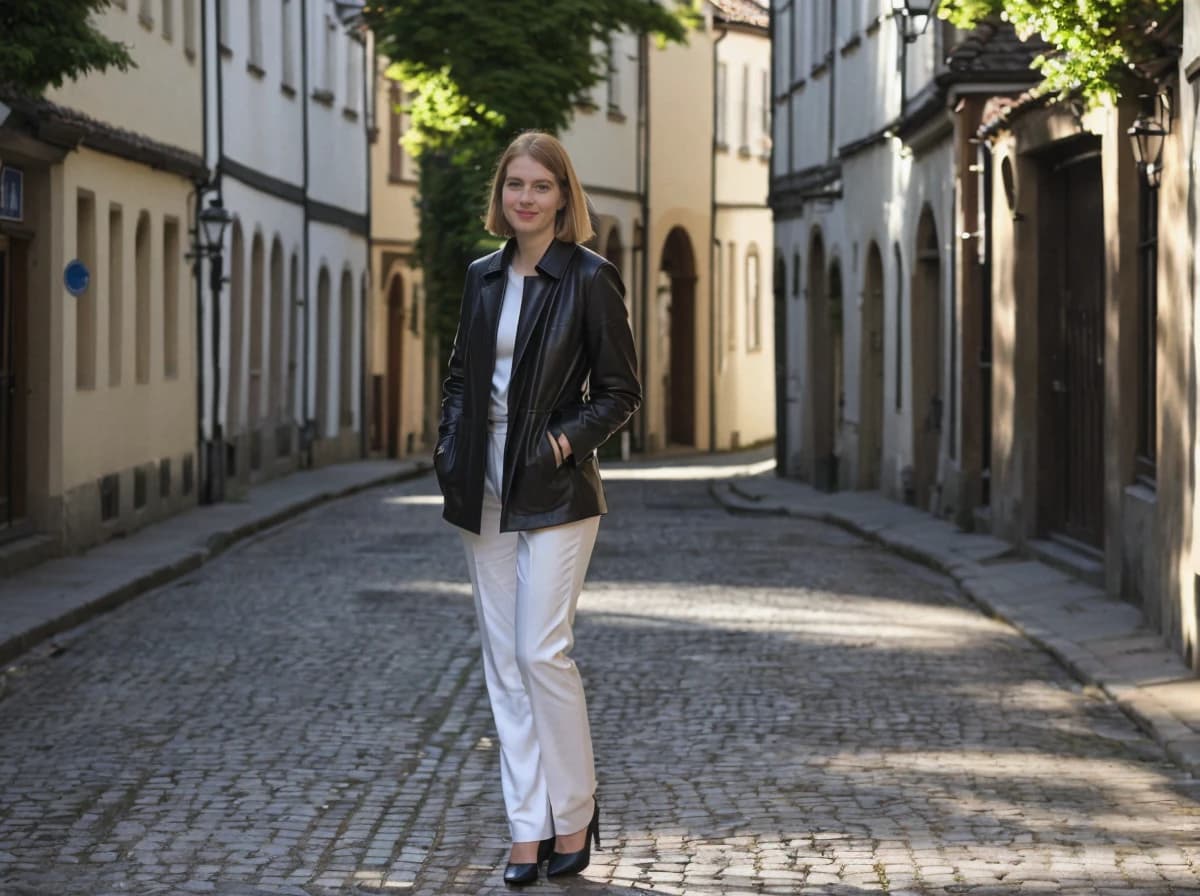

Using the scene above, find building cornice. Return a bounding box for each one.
[0,87,207,182]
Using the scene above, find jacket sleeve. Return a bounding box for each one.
[555,262,642,460]
[438,268,474,442]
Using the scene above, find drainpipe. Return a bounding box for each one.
[637,32,651,454]
[208,0,227,503]
[710,25,728,453]
[300,0,312,468]
[194,0,208,502]
[360,35,372,460]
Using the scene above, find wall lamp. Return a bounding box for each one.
[1128,92,1169,190]
[891,0,940,44]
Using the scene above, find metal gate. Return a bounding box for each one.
[1051,155,1105,547]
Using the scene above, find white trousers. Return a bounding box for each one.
[459,424,600,842]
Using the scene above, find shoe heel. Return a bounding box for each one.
[591,804,601,851]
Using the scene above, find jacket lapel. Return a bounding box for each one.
[511,240,576,375]
[475,246,508,364]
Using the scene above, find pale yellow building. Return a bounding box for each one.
[0,0,205,557]
[563,0,773,455]
[367,58,427,460]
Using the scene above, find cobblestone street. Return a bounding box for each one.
[2,465,1199,895]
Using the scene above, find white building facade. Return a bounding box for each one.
[202,0,370,498]
[770,2,1035,519]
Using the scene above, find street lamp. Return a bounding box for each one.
[195,197,233,504]
[891,0,940,44]
[1128,93,1168,190]
[333,0,366,27]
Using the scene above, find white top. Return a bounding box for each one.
[490,266,524,424]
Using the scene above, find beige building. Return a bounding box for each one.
[367,59,427,460]
[979,11,1196,670]
[371,0,774,463]
[563,0,773,455]
[0,1,206,558]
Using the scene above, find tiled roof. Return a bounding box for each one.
[947,16,1046,75]
[0,87,207,180]
[711,0,768,29]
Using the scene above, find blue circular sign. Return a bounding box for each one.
[64,259,90,296]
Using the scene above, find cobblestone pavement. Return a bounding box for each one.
[2,467,1200,896]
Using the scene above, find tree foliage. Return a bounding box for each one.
[0,0,134,94]
[939,0,1180,104]
[365,0,699,353]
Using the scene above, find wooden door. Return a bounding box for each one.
[668,274,695,446]
[1051,156,1105,546]
[386,277,404,458]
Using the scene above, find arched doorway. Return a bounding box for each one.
[604,226,623,276]
[828,260,844,490]
[774,252,787,471]
[860,242,885,489]
[227,220,245,440]
[339,269,354,433]
[386,273,405,458]
[268,238,284,427]
[315,267,331,436]
[660,227,696,447]
[806,230,836,490]
[248,231,264,470]
[911,208,943,510]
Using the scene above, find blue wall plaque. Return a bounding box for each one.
[64,259,91,296]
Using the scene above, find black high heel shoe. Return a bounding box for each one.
[546,801,600,878]
[503,836,555,887]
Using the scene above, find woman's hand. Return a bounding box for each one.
[546,431,573,468]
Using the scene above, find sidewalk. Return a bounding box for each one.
[711,471,1200,778]
[0,457,432,667]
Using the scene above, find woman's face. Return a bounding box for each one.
[502,154,565,243]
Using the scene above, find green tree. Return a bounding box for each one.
[366,0,699,352]
[0,0,134,94]
[939,0,1179,104]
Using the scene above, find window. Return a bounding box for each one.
[281,0,296,88]
[739,64,750,153]
[760,70,770,151]
[344,35,360,114]
[727,242,737,351]
[324,14,337,95]
[606,39,621,114]
[809,3,822,70]
[182,0,196,57]
[163,218,180,378]
[161,0,173,39]
[75,191,97,390]
[218,0,230,50]
[715,62,728,148]
[135,213,152,384]
[139,0,153,28]
[248,0,263,70]
[108,205,124,387]
[1136,179,1159,483]
[746,249,761,351]
[792,250,801,297]
[388,81,406,180]
[716,244,725,370]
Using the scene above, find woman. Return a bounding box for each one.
[433,131,641,886]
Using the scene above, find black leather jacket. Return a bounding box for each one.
[434,239,642,534]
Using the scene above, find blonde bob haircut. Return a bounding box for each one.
[484,131,594,244]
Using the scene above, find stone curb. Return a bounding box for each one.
[0,462,432,668]
[709,478,1200,779]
